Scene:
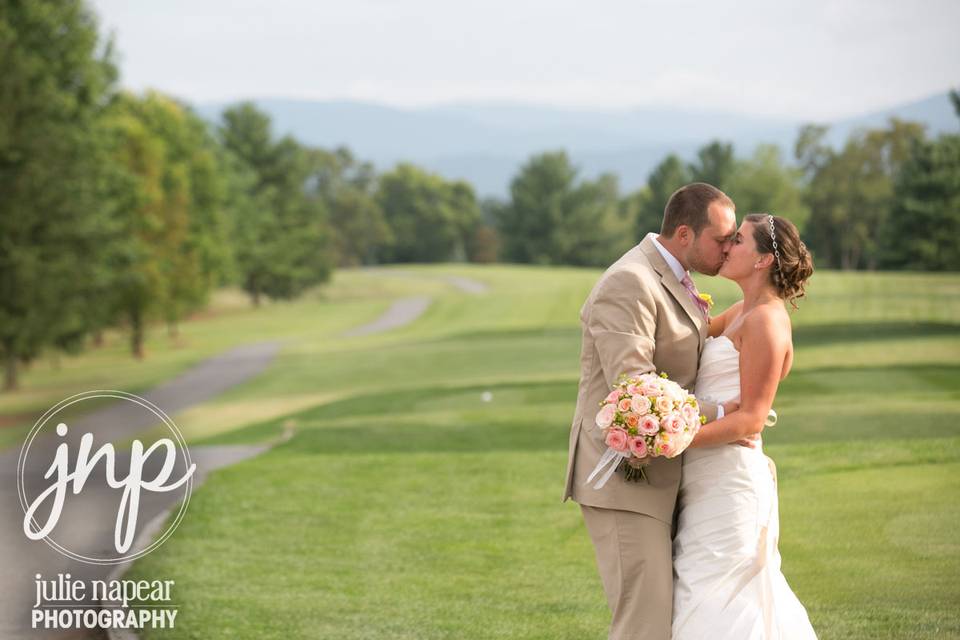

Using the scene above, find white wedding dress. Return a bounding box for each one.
[672,335,817,639]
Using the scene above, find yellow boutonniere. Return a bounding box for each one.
[698,292,714,310]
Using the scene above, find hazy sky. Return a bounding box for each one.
[89,0,959,120]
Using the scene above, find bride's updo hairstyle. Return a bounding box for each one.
[744,213,814,309]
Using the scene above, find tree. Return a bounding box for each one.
[496,152,632,266]
[256,136,332,301]
[94,92,236,358]
[688,140,735,191]
[882,102,960,270]
[375,163,479,263]
[99,107,169,359]
[798,120,925,269]
[220,103,275,181]
[0,0,117,388]
[219,103,333,305]
[497,151,578,264]
[306,147,390,267]
[794,124,832,178]
[557,172,632,266]
[114,92,233,340]
[634,154,690,240]
[467,197,505,264]
[328,187,391,266]
[465,225,500,263]
[447,181,482,262]
[726,145,809,232]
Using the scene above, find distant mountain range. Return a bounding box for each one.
[195,92,959,197]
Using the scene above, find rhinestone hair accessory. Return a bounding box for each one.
[767,214,782,272]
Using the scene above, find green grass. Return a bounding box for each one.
[3,265,959,638]
[779,463,960,638]
[0,272,441,450]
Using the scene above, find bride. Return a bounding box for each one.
[672,213,817,639]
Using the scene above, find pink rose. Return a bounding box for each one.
[625,413,640,429]
[675,413,690,433]
[642,381,663,397]
[605,427,629,452]
[605,389,621,404]
[654,432,680,458]
[663,412,686,434]
[655,395,674,415]
[638,414,660,436]
[618,398,633,413]
[596,403,617,429]
[682,404,699,426]
[629,436,648,458]
[626,383,641,395]
[630,395,651,415]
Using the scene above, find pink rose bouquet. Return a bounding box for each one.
[586,372,705,488]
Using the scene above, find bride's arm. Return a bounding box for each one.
[707,300,743,338]
[689,308,789,447]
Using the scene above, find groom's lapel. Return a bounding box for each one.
[639,236,709,346]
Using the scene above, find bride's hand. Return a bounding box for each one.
[734,433,761,449]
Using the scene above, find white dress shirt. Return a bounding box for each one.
[649,233,687,283]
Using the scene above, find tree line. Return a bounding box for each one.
[490,99,960,274]
[2,1,958,391]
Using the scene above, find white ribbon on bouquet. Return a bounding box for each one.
[584,447,628,490]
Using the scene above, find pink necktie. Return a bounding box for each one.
[680,274,710,318]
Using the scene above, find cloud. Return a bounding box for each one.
[90,0,960,119]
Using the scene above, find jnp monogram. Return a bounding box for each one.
[17,391,196,565]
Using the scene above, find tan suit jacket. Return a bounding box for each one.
[563,234,719,524]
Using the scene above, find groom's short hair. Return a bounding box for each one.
[661,183,734,238]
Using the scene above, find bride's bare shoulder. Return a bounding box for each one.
[742,303,793,350]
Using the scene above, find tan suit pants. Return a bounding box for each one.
[580,504,673,640]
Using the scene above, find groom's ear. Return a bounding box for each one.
[676,225,693,246]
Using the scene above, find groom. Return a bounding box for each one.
[562,182,739,639]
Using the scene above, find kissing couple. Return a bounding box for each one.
[563,183,817,639]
